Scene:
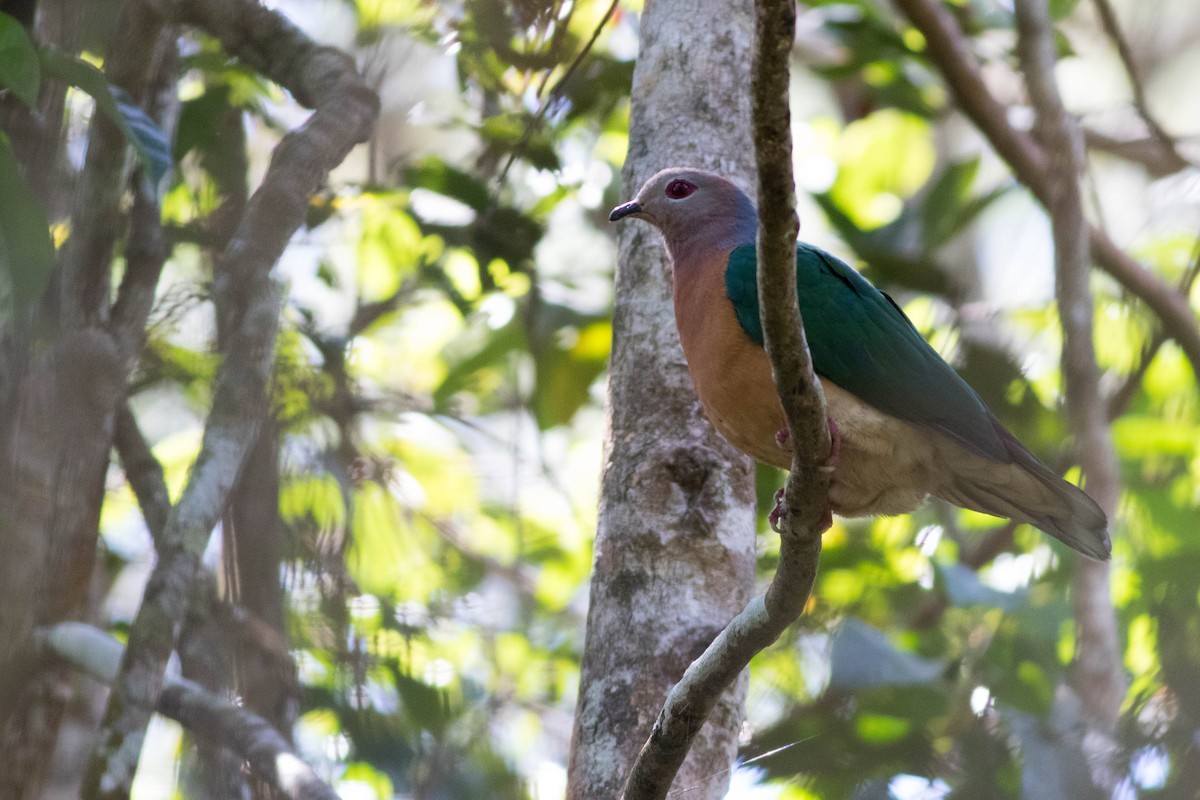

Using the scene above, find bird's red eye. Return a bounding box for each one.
[665,179,696,199]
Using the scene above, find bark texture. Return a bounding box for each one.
[619,1,832,796]
[566,1,759,798]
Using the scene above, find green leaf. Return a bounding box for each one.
[391,668,452,740]
[533,319,610,428]
[38,47,172,188]
[918,158,1012,249]
[404,158,491,213]
[434,317,526,411]
[0,13,39,107]
[479,112,560,171]
[0,132,53,317]
[1049,0,1082,21]
[829,617,944,690]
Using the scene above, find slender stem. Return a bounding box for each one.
[1015,0,1125,788]
[1090,0,1177,153]
[620,0,831,796]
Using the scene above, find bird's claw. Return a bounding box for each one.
[768,487,787,533]
[770,419,841,533]
[821,418,842,473]
[768,487,834,534]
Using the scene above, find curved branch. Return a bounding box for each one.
[620,0,830,796]
[891,0,1200,382]
[84,1,379,797]
[1089,0,1181,162]
[42,624,338,800]
[113,403,170,544]
[1015,0,1124,787]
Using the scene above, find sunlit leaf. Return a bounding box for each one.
[1113,415,1198,458]
[830,110,935,229]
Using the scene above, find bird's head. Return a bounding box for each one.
[609,168,758,259]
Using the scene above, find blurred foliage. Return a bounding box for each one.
[743,2,1200,798]
[7,0,1193,797]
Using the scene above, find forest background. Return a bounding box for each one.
[0,0,1198,798]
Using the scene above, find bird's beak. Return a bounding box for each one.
[609,201,643,222]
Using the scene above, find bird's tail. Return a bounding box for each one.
[934,423,1110,561]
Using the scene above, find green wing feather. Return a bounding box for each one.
[725,242,1008,462]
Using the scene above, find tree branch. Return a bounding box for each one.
[41,623,338,800]
[55,1,166,330]
[109,25,180,365]
[113,403,170,544]
[84,2,379,797]
[1015,0,1125,788]
[1089,0,1182,164]
[891,0,1200,382]
[1082,128,1189,178]
[620,0,831,796]
[1106,233,1200,420]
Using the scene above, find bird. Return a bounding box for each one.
[609,167,1110,560]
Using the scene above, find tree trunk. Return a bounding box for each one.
[567,0,760,796]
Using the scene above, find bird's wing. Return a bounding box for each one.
[725,242,1008,462]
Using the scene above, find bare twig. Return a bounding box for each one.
[84,1,378,797]
[1106,231,1200,420]
[42,623,337,800]
[1089,0,1180,160]
[620,0,830,796]
[109,28,180,364]
[1082,128,1189,178]
[113,403,170,544]
[110,185,169,363]
[891,0,1200,382]
[1015,0,1124,788]
[495,0,620,186]
[56,2,166,330]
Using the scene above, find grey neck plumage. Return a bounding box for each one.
[663,187,759,270]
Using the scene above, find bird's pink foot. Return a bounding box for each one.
[774,419,840,466]
[768,418,841,533]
